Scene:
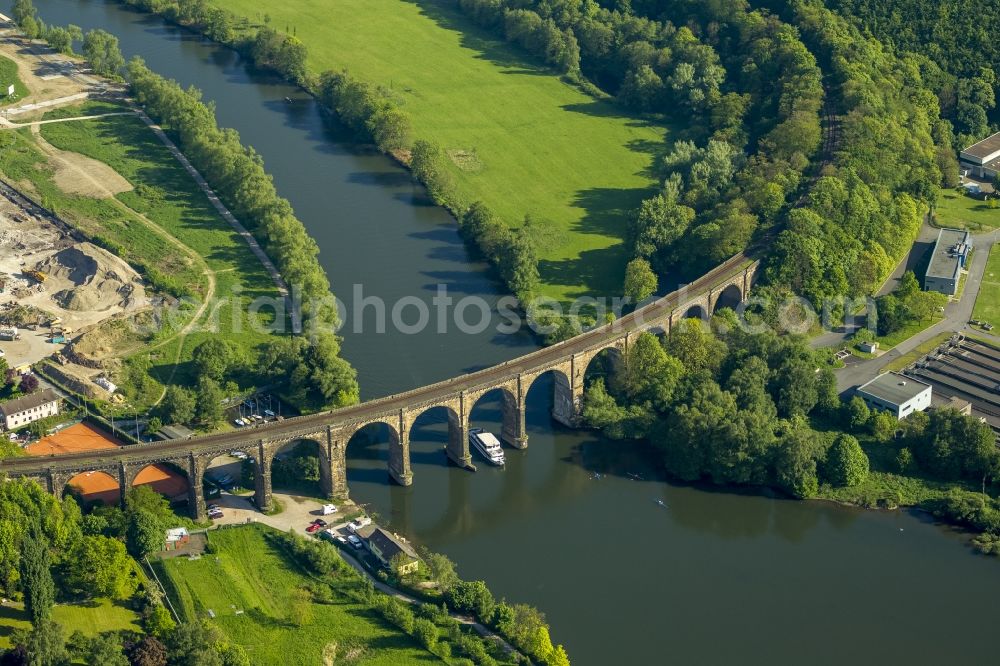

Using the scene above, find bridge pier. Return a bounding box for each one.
[187,454,206,522]
[552,366,583,428]
[388,417,413,486]
[500,388,527,449]
[446,408,474,469]
[254,441,273,512]
[319,427,348,500]
[46,469,70,498]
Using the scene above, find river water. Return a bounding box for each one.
[29,2,1000,663]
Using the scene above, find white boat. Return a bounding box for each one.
[469,428,505,466]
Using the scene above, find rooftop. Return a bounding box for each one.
[165,527,189,542]
[858,373,931,406]
[961,131,1000,161]
[366,527,419,562]
[0,388,59,416]
[926,228,971,280]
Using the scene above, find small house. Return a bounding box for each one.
[358,525,420,575]
[163,527,190,551]
[859,341,879,354]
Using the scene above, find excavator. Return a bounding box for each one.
[23,269,46,283]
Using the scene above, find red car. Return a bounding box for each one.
[305,523,323,534]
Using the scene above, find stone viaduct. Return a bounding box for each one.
[0,255,759,521]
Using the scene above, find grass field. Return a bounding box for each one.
[0,54,29,106]
[875,315,943,350]
[152,525,436,664]
[0,599,141,649]
[933,188,1000,230]
[972,243,1000,327]
[213,0,670,302]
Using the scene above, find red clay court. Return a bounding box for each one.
[25,422,189,505]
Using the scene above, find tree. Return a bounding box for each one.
[412,617,437,650]
[622,258,657,304]
[160,385,195,425]
[21,619,66,666]
[824,434,870,487]
[165,621,222,666]
[870,410,897,443]
[194,377,224,427]
[65,535,138,600]
[82,29,125,77]
[11,0,36,27]
[19,532,54,625]
[126,509,163,559]
[70,633,127,666]
[843,396,870,430]
[421,550,458,591]
[191,339,237,381]
[146,416,163,435]
[773,420,822,499]
[18,374,38,394]
[445,580,494,620]
[128,636,168,666]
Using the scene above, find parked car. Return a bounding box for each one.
[346,516,372,533]
[335,535,348,545]
[346,535,363,549]
[305,523,323,534]
[208,510,223,519]
[207,504,220,511]
[311,519,327,528]
[321,504,337,515]
[233,419,245,427]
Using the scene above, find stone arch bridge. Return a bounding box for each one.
[1,255,758,520]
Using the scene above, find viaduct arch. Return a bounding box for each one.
[2,256,758,520]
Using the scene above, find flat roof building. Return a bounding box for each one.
[856,372,932,420]
[0,388,59,430]
[925,228,971,296]
[960,131,1000,179]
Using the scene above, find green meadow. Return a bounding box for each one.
[215,0,671,301]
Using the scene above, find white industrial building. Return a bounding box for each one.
[960,132,1000,180]
[856,373,932,420]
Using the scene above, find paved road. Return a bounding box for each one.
[834,228,998,392]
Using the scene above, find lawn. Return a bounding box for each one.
[972,243,1000,328]
[0,599,141,649]
[212,0,670,302]
[933,187,1000,230]
[0,54,29,106]
[152,524,436,664]
[0,101,284,406]
[875,315,943,350]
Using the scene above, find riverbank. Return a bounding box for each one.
[111,0,673,304]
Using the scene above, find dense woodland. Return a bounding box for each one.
[824,0,1000,145]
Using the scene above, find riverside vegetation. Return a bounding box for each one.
[581,313,1000,555]
[103,0,972,347]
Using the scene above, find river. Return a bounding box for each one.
[28,2,1000,663]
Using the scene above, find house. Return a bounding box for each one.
[924,228,971,296]
[357,525,420,575]
[0,388,60,430]
[856,373,932,420]
[959,131,1000,180]
[156,424,194,440]
[164,527,190,551]
[859,341,879,354]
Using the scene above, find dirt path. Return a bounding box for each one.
[0,110,134,129]
[31,126,218,403]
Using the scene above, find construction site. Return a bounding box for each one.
[0,182,148,377]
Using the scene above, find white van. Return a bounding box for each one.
[321,504,337,515]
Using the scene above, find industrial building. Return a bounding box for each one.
[924,228,971,296]
[856,372,932,420]
[960,131,1000,180]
